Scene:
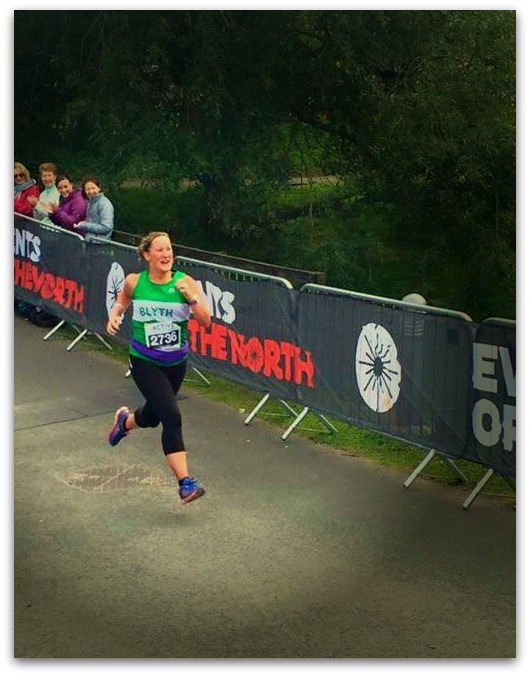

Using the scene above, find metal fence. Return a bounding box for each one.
[14,215,516,508]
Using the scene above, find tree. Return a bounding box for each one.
[14,10,515,316]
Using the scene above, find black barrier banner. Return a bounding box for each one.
[14,215,87,325]
[167,266,303,403]
[13,215,516,478]
[295,291,473,457]
[467,319,516,477]
[84,240,144,338]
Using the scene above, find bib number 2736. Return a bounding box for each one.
[145,321,181,349]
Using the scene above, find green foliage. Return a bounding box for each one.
[14,9,515,321]
[111,187,178,237]
[109,179,514,320]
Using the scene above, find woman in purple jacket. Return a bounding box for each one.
[49,174,87,233]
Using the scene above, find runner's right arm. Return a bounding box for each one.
[107,273,139,335]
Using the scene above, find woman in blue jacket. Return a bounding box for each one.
[74,176,114,241]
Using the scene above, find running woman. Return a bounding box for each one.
[106,231,212,505]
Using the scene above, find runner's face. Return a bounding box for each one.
[145,236,174,274]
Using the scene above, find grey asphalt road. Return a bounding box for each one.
[13,315,516,658]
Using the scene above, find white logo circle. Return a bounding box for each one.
[355,323,401,413]
[106,262,125,318]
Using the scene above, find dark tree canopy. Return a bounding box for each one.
[14,9,515,318]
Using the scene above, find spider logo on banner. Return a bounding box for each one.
[355,323,401,413]
[106,261,125,318]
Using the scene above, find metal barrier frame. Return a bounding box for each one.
[298,283,474,321]
[14,217,114,353]
[176,256,337,439]
[176,254,294,287]
[176,255,294,389]
[112,228,327,287]
[16,218,516,507]
[299,287,517,508]
[461,317,516,509]
[298,283,477,495]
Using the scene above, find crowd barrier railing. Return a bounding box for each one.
[176,255,292,387]
[462,317,516,509]
[298,283,476,488]
[297,286,516,508]
[14,215,516,508]
[14,216,113,352]
[175,255,337,439]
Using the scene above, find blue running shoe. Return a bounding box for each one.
[179,477,205,505]
[108,406,130,446]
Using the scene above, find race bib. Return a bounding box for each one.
[144,320,181,350]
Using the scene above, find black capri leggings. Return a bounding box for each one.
[130,355,187,454]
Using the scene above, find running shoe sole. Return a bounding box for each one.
[180,487,206,505]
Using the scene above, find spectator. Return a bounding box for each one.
[74,176,114,241]
[25,162,63,327]
[49,174,87,233]
[14,161,50,323]
[27,162,61,226]
[14,162,40,216]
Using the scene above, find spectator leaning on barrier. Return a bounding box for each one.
[14,162,40,217]
[49,173,87,233]
[14,161,58,326]
[74,176,114,241]
[27,162,61,226]
[26,162,63,327]
[106,231,212,506]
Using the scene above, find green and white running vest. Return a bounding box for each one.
[130,270,191,365]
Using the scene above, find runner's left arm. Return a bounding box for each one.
[176,275,212,329]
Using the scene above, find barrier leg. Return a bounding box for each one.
[247,397,337,440]
[462,469,495,510]
[281,406,309,441]
[64,329,112,352]
[244,393,270,425]
[43,319,65,341]
[462,469,515,510]
[93,332,113,351]
[279,399,298,417]
[403,449,467,489]
[403,449,436,488]
[279,402,336,438]
[186,367,211,386]
[317,414,338,435]
[440,456,468,483]
[44,320,84,341]
[66,329,88,351]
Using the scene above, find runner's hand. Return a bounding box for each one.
[107,312,123,336]
[176,276,199,302]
